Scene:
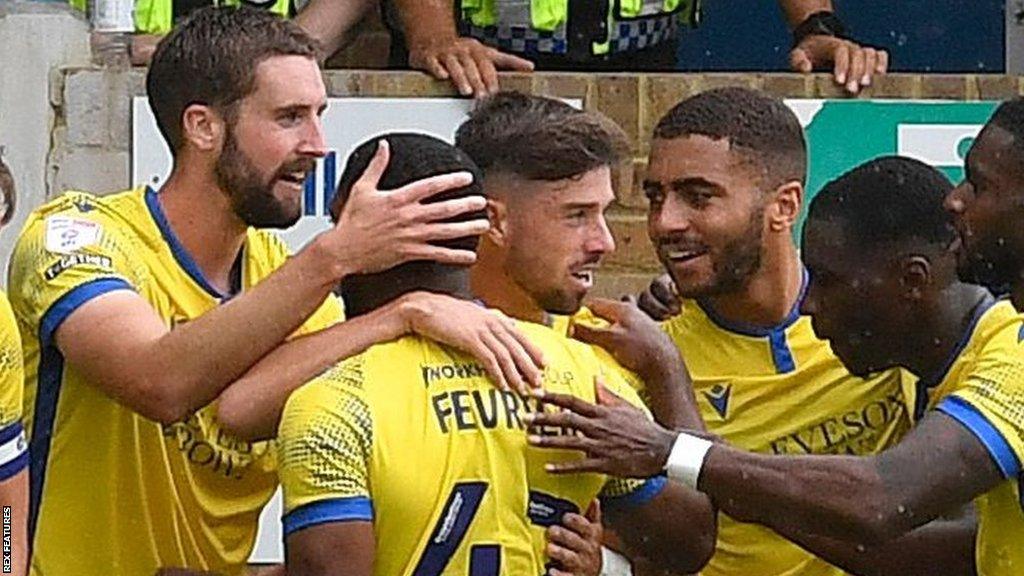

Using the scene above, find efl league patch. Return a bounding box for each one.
[44,216,101,255]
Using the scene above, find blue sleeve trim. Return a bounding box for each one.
[38,277,134,347]
[937,395,1021,479]
[282,496,373,536]
[0,422,23,446]
[0,452,28,482]
[600,475,668,510]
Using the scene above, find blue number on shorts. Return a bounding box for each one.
[412,482,500,576]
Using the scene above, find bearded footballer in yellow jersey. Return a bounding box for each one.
[8,8,547,575]
[0,153,30,576]
[614,88,916,576]
[280,133,714,576]
[529,153,1024,575]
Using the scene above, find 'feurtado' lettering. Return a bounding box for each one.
[431,389,573,437]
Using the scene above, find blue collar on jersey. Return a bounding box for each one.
[695,268,809,374]
[696,267,809,338]
[144,186,242,301]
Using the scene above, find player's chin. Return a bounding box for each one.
[543,289,586,317]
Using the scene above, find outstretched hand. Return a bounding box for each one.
[525,378,677,478]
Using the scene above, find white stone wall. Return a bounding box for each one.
[0,1,91,283]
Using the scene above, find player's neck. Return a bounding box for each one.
[157,170,248,295]
[470,249,548,324]
[701,241,803,328]
[904,282,993,379]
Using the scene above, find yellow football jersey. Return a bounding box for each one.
[8,187,343,576]
[278,320,665,576]
[925,298,1024,575]
[661,286,916,576]
[0,292,27,481]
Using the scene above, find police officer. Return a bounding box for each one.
[383,0,886,96]
[69,0,375,65]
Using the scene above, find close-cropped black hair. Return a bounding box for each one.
[988,97,1024,157]
[654,87,807,188]
[332,132,485,317]
[807,155,955,250]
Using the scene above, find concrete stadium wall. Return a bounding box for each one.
[52,67,1024,297]
[0,2,91,281]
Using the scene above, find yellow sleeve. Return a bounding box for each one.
[595,359,668,508]
[278,355,374,536]
[0,294,26,480]
[295,293,345,337]
[9,207,141,346]
[254,230,345,335]
[935,319,1024,479]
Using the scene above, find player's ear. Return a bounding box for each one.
[181,103,225,154]
[898,255,932,301]
[485,198,510,246]
[766,181,803,233]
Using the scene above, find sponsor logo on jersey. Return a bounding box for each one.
[44,216,101,254]
[767,392,907,456]
[703,384,732,419]
[43,253,112,280]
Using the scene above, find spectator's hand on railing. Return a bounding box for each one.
[408,36,535,98]
[790,36,889,95]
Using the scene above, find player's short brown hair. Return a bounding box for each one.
[146,6,320,155]
[455,91,630,182]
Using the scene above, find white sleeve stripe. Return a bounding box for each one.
[0,428,27,467]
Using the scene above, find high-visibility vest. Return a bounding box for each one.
[68,0,292,35]
[458,0,700,57]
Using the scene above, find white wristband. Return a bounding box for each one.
[665,432,713,490]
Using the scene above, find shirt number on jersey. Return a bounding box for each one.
[411,482,500,576]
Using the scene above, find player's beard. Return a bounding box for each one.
[674,203,765,299]
[215,129,305,229]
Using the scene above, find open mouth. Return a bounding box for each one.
[569,269,595,289]
[661,247,709,264]
[277,170,308,188]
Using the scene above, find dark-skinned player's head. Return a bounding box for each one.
[644,87,807,299]
[945,98,1024,292]
[801,155,957,377]
[331,133,485,317]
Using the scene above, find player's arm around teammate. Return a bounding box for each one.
[216,141,546,441]
[217,288,546,440]
[527,387,994,575]
[46,136,541,427]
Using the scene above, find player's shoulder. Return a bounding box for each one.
[659,298,706,338]
[976,299,1024,345]
[14,188,144,252]
[285,355,369,423]
[23,188,142,228]
[516,318,599,363]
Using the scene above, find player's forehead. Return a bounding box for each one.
[802,217,864,279]
[646,135,758,190]
[519,166,615,209]
[246,55,326,110]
